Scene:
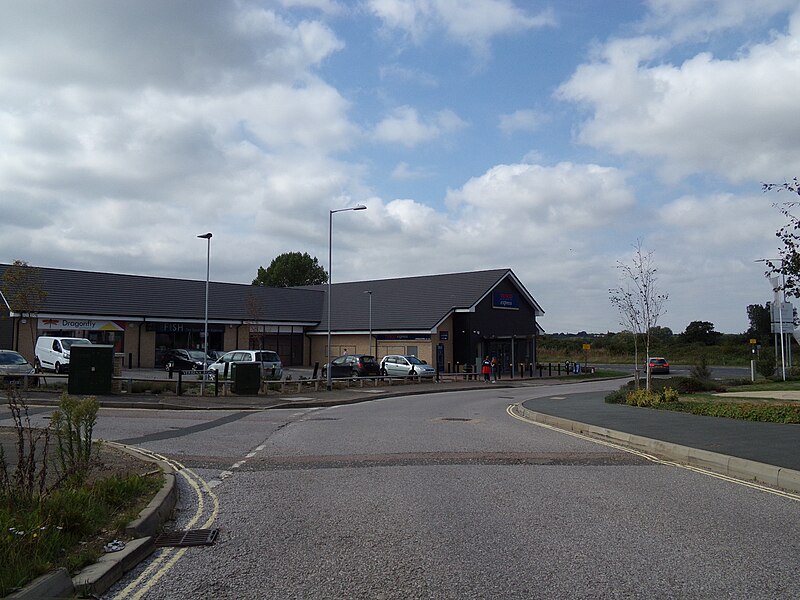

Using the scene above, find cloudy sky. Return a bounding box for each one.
[2,0,799,334]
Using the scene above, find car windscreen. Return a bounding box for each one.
[255,352,280,363]
[62,339,90,350]
[360,356,377,364]
[406,356,424,365]
[0,353,27,366]
[188,351,208,360]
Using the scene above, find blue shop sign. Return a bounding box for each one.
[492,291,519,310]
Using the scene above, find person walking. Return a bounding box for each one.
[481,356,491,382]
[490,356,498,383]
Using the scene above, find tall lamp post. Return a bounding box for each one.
[327,205,367,391]
[198,232,212,395]
[364,290,373,357]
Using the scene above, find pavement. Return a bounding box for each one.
[9,374,800,598]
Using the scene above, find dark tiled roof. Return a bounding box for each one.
[302,268,544,332]
[0,264,543,332]
[0,264,323,323]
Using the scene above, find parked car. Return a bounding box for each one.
[380,354,436,378]
[208,350,283,381]
[0,350,37,384]
[647,357,670,375]
[34,336,92,373]
[163,349,211,372]
[322,354,381,379]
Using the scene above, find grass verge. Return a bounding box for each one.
[0,471,162,596]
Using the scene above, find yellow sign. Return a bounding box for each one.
[582,343,591,350]
[749,339,757,345]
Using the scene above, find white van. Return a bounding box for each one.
[35,336,92,374]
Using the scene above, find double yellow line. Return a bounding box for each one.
[110,448,220,600]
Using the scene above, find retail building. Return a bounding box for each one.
[0,263,544,374]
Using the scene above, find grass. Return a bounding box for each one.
[0,472,162,596]
[606,376,800,423]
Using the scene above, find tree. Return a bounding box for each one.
[252,252,328,287]
[0,260,48,350]
[746,303,771,340]
[681,321,721,345]
[609,239,669,391]
[763,178,800,296]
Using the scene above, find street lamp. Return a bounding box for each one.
[327,205,367,391]
[364,290,373,357]
[198,232,212,395]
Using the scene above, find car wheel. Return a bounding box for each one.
[54,362,62,374]
[34,358,42,373]
[165,361,174,372]
[409,368,416,376]
[380,367,387,376]
[351,369,360,381]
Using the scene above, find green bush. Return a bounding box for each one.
[690,355,712,380]
[50,394,99,485]
[624,387,678,407]
[756,352,776,378]
[669,401,800,423]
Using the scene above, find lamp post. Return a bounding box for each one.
[198,232,212,394]
[364,290,373,357]
[327,205,367,391]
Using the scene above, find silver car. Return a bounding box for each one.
[209,350,283,381]
[380,354,436,378]
[0,350,37,384]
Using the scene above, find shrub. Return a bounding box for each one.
[624,387,679,407]
[756,352,776,378]
[50,394,99,485]
[690,355,712,380]
[673,376,724,394]
[605,389,628,404]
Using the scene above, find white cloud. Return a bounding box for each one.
[366,0,556,56]
[641,0,798,42]
[391,162,432,180]
[372,106,466,147]
[498,109,547,135]
[558,10,800,183]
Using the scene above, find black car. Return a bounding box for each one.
[323,354,381,379]
[163,349,210,372]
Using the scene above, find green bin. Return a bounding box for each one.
[68,345,114,395]
[231,362,261,395]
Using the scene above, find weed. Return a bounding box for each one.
[50,394,99,485]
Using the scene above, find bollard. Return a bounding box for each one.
[177,370,183,396]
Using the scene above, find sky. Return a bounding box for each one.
[2,0,800,335]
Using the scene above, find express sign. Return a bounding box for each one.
[492,292,519,310]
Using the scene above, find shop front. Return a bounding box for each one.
[146,321,225,367]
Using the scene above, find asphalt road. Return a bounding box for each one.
[6,380,799,599]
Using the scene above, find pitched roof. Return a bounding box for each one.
[302,268,544,332]
[0,264,543,331]
[0,263,323,324]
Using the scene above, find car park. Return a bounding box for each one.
[208,350,283,381]
[163,349,211,372]
[322,354,380,379]
[34,336,92,374]
[380,354,436,378]
[647,357,670,375]
[0,350,37,384]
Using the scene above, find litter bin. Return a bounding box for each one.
[231,362,261,395]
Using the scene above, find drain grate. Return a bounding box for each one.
[155,528,220,548]
[440,417,472,422]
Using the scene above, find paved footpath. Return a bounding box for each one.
[521,391,800,472]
